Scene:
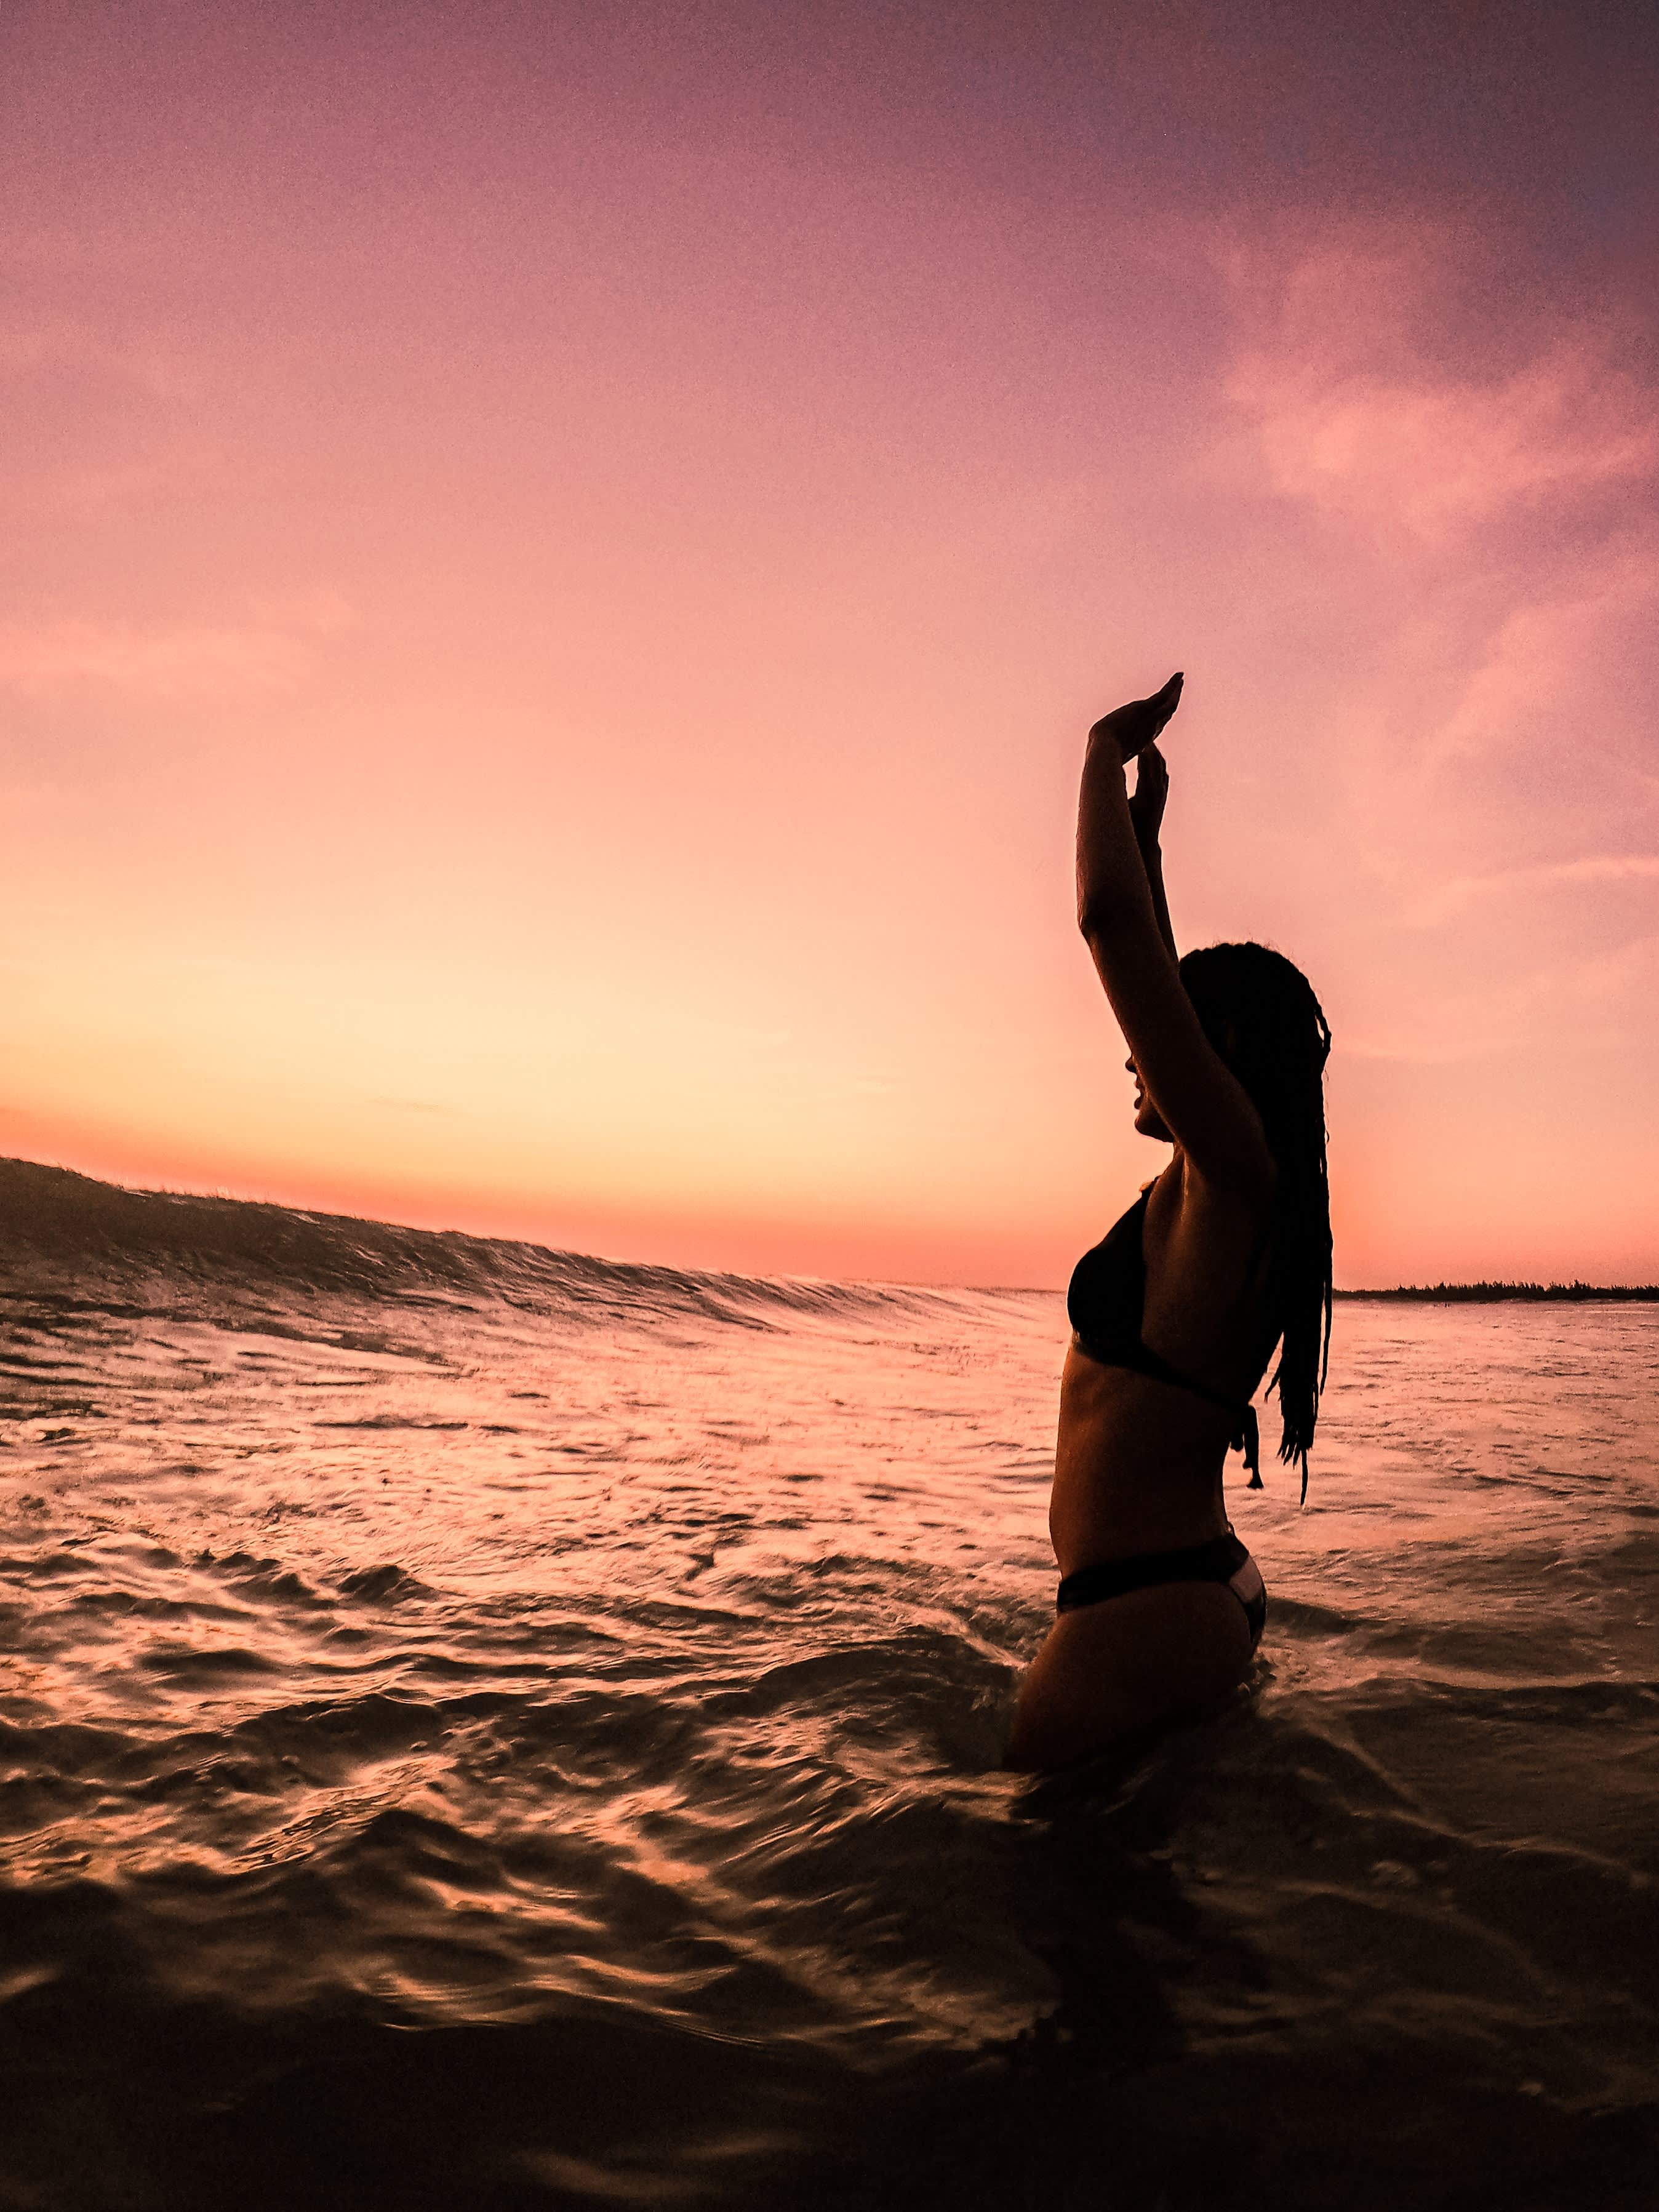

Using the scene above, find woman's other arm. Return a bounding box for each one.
[1127,742,1177,960]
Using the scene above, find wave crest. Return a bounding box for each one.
[0,1156,966,1330]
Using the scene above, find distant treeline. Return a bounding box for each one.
[1337,1282,1659,1303]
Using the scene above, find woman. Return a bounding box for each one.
[1005,672,1332,1771]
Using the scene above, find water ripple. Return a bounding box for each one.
[1,1164,1656,2205]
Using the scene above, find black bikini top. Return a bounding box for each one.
[1066,1185,1277,1485]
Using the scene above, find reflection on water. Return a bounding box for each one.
[1,1164,1655,2208]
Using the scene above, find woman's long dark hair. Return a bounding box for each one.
[1178,942,1332,1499]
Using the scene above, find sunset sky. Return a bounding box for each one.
[4,1,1657,1286]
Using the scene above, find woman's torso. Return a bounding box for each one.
[1051,1161,1279,1573]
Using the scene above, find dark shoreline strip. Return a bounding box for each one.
[1337,1283,1659,1303]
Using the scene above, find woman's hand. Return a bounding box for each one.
[1127,741,1169,850]
[1088,671,1183,764]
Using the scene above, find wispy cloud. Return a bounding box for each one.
[1341,926,1659,1066]
[1420,553,1659,769]
[1220,235,1658,541]
[0,604,351,703]
[0,317,199,404]
[1409,853,1659,927]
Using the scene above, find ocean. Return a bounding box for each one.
[2,1159,1655,2210]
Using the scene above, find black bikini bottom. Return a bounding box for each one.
[1056,1531,1266,1651]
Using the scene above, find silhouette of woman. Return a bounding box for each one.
[1005,673,1332,1770]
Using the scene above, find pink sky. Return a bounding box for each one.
[4,2,1657,1285]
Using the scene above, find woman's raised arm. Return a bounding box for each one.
[1074,674,1181,948]
[1076,675,1272,1192]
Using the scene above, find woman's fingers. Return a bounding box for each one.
[1090,671,1185,761]
[1131,748,1167,802]
[1129,743,1169,834]
[1137,740,1169,787]
[1147,671,1183,735]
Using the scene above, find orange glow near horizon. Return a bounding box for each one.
[4,5,1657,1286]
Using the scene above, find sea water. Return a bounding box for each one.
[2,1164,1655,2210]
